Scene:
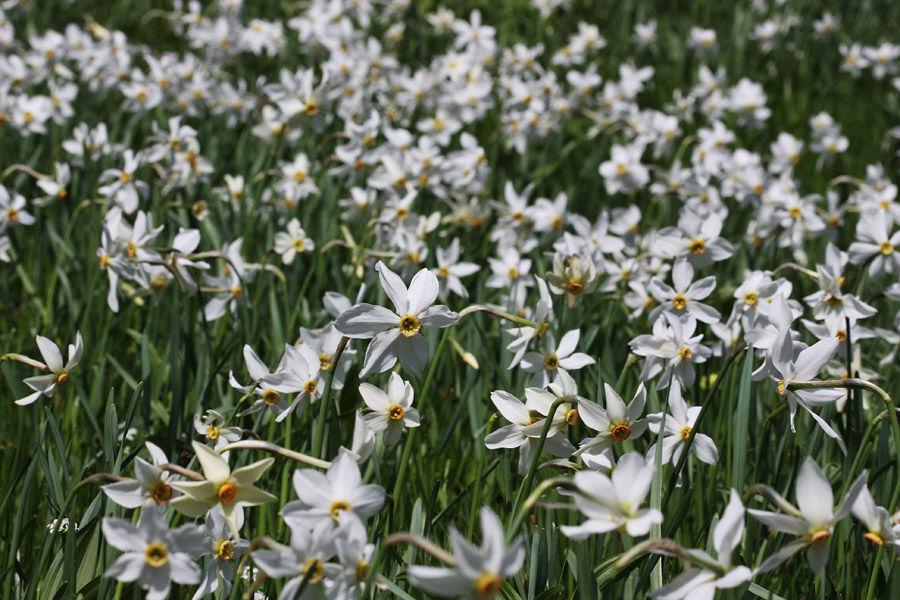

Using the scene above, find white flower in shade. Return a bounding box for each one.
[851,483,900,549]
[802,264,877,323]
[102,441,178,508]
[649,490,752,598]
[230,344,303,419]
[561,452,663,538]
[576,383,648,462]
[432,238,480,301]
[276,343,326,422]
[300,323,356,390]
[192,509,249,600]
[505,276,555,369]
[170,441,276,537]
[333,511,376,599]
[598,143,649,195]
[252,519,341,600]
[407,507,524,600]
[360,372,420,445]
[274,218,315,265]
[193,410,242,454]
[749,458,866,574]
[769,327,843,439]
[338,412,376,464]
[102,507,206,600]
[0,185,35,226]
[167,227,210,295]
[485,389,576,475]
[630,313,711,389]
[648,259,721,325]
[520,329,595,388]
[545,252,598,307]
[281,454,385,530]
[645,380,719,468]
[335,261,459,378]
[848,214,900,279]
[14,331,83,405]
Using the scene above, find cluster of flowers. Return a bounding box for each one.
[3,0,900,598]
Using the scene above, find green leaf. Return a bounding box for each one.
[731,349,753,490]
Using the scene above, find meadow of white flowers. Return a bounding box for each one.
[2,0,900,598]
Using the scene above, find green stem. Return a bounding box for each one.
[663,344,747,512]
[839,412,886,500]
[507,395,579,541]
[311,336,349,459]
[505,476,576,544]
[390,329,451,518]
[789,378,900,508]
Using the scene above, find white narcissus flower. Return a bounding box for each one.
[648,259,721,325]
[545,252,598,307]
[192,509,249,600]
[102,441,178,508]
[14,331,83,405]
[167,227,210,295]
[520,329,596,388]
[562,452,663,538]
[629,313,711,389]
[749,458,866,574]
[407,507,525,600]
[170,441,276,537]
[432,238,480,301]
[802,264,877,323]
[484,389,576,475]
[193,409,242,454]
[598,143,649,195]
[252,519,341,600]
[281,454,385,530]
[576,382,648,462]
[333,511,376,598]
[847,214,900,279]
[0,185,36,226]
[649,489,752,598]
[505,275,555,369]
[359,372,420,445]
[102,507,206,600]
[335,261,459,379]
[645,380,719,468]
[338,411,376,464]
[851,483,900,549]
[274,217,315,265]
[230,344,299,419]
[770,327,843,439]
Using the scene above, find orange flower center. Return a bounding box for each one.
[810,529,830,547]
[612,424,632,442]
[389,405,404,420]
[476,573,503,598]
[153,483,173,504]
[218,483,237,504]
